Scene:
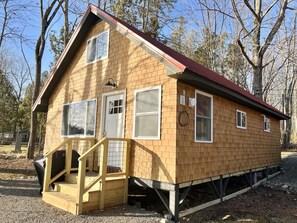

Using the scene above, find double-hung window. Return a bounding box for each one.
[62,99,97,137]
[86,30,109,63]
[195,90,213,142]
[264,116,270,132]
[133,86,161,140]
[236,110,247,129]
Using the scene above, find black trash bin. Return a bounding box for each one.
[33,150,80,195]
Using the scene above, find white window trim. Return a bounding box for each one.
[86,29,109,64]
[263,115,271,132]
[61,98,97,138]
[133,85,162,140]
[195,90,213,143]
[236,110,247,129]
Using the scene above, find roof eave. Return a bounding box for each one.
[171,71,289,120]
[32,6,98,112]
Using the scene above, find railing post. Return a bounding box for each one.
[65,140,73,175]
[76,159,86,215]
[89,139,95,172]
[99,140,108,210]
[122,139,131,203]
[43,155,52,193]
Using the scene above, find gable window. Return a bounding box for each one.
[264,116,270,132]
[86,30,109,63]
[236,110,247,129]
[133,86,161,140]
[195,90,213,142]
[62,99,97,137]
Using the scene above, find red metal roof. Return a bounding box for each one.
[33,4,288,120]
[90,5,287,119]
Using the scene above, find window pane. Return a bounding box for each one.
[196,94,211,117]
[97,31,108,59]
[86,101,96,136]
[135,115,158,137]
[68,102,86,135]
[241,113,246,127]
[237,111,241,127]
[62,105,69,135]
[196,117,211,141]
[87,38,96,63]
[136,89,159,113]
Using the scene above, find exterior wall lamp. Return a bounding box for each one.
[104,78,117,88]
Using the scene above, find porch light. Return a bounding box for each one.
[104,78,117,88]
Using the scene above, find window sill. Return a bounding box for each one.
[195,140,213,143]
[236,126,247,129]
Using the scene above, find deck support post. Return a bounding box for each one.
[219,176,223,202]
[249,170,253,187]
[253,172,257,185]
[169,185,179,222]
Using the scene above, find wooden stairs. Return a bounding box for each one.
[42,138,131,215]
[43,172,126,214]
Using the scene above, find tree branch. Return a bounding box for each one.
[243,0,260,21]
[260,0,288,56]
[237,38,255,67]
[231,0,251,39]
[261,0,279,21]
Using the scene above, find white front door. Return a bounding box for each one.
[103,93,124,138]
[102,93,125,171]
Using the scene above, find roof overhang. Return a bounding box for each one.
[33,7,100,112]
[171,71,289,120]
[33,4,185,112]
[33,4,289,121]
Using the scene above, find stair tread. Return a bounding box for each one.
[44,191,76,203]
[55,181,101,193]
[55,182,77,188]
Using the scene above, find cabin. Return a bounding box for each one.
[33,4,289,222]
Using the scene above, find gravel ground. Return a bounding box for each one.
[263,152,297,193]
[1,151,297,223]
[0,178,162,223]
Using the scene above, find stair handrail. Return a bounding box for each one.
[76,138,131,215]
[78,138,107,161]
[44,138,71,158]
[43,137,96,194]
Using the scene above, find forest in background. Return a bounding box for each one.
[0,0,296,159]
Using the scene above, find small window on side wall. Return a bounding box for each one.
[86,30,109,64]
[236,110,247,129]
[195,90,213,143]
[264,116,270,132]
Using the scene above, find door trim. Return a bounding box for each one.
[100,90,126,139]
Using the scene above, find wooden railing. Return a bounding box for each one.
[76,138,131,214]
[43,138,96,193]
[43,137,131,215]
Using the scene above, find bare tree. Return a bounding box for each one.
[27,0,64,159]
[231,0,290,99]
[281,13,297,147]
[0,0,9,47]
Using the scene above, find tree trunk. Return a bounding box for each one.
[63,0,69,47]
[27,59,41,159]
[252,65,263,99]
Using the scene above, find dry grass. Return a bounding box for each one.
[0,145,27,154]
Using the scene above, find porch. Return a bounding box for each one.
[42,137,131,215]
